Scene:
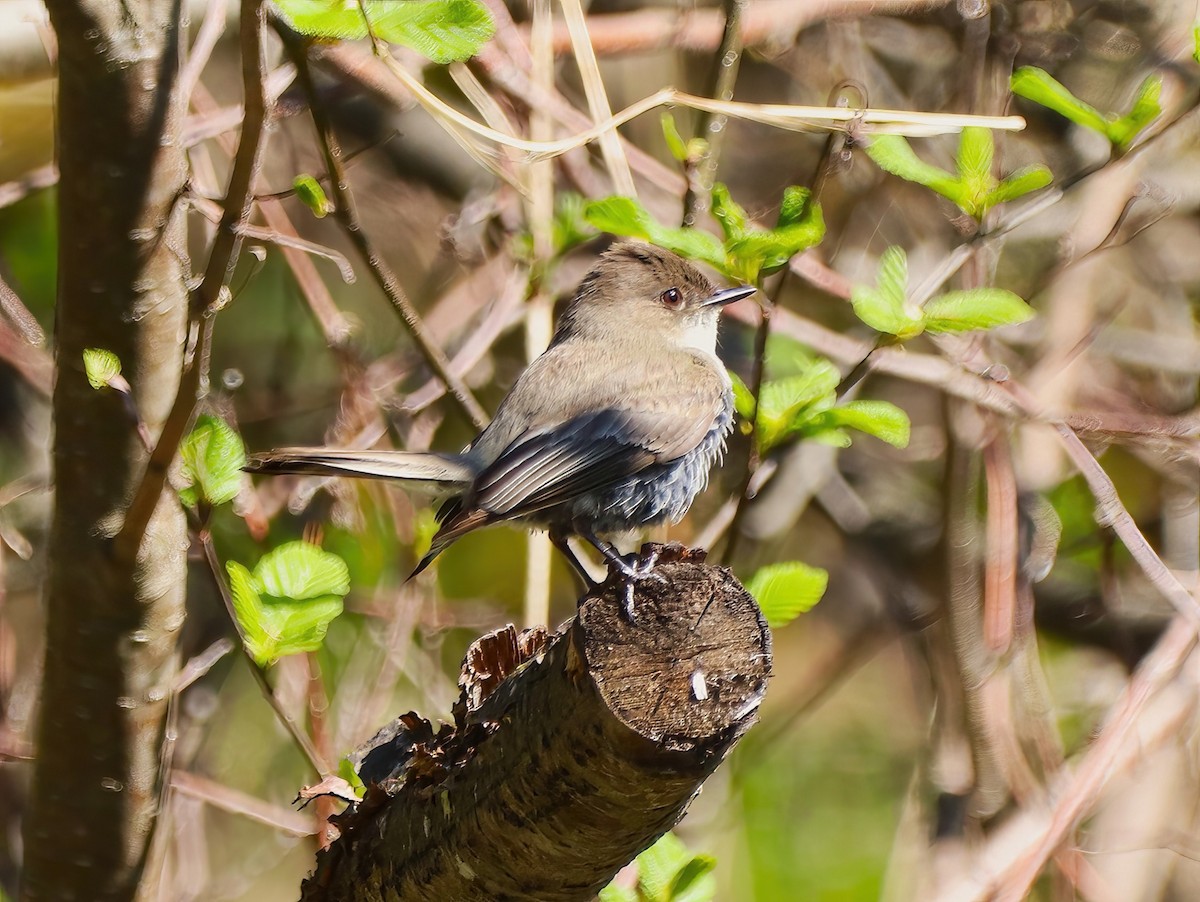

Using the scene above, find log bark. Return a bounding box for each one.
[302,548,771,901]
[22,1,189,899]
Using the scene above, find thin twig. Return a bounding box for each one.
[278,23,489,431]
[115,0,270,565]
[682,0,746,226]
[199,528,329,777]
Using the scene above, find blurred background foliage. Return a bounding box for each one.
[2,0,1200,899]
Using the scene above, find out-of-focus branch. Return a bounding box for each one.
[521,0,955,56]
[115,0,270,565]
[278,23,489,431]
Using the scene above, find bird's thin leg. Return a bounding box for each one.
[548,528,596,594]
[574,524,663,623]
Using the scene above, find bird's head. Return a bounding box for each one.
[554,241,756,353]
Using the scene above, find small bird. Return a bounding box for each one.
[247,241,755,618]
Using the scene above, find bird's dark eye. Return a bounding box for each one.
[660,287,682,308]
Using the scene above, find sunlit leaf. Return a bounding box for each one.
[710,182,748,242]
[955,126,995,213]
[985,165,1053,207]
[727,370,756,421]
[1011,66,1109,135]
[669,854,717,902]
[226,542,350,666]
[850,247,921,338]
[755,361,840,453]
[1108,74,1162,148]
[865,135,964,206]
[83,348,121,390]
[275,0,495,63]
[745,561,828,628]
[922,288,1035,333]
[179,415,246,507]
[660,112,689,163]
[818,400,911,448]
[254,541,351,602]
[775,185,813,229]
[584,196,727,271]
[635,832,690,902]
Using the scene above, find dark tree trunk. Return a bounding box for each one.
[303,552,771,902]
[23,1,189,899]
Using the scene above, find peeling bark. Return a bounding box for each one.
[303,549,771,902]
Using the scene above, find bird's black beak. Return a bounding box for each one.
[702,284,757,307]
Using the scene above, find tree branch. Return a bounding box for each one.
[302,550,770,901]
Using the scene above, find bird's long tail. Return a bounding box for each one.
[245,447,476,486]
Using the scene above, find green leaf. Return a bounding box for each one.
[1011,66,1109,134]
[850,247,922,338]
[755,361,840,453]
[660,112,689,163]
[254,541,351,602]
[227,561,271,664]
[636,833,690,902]
[337,757,366,799]
[1107,74,1161,148]
[584,196,727,271]
[727,370,755,421]
[83,348,121,390]
[597,885,638,902]
[775,186,812,229]
[922,288,1035,333]
[226,542,350,666]
[551,192,595,253]
[179,415,246,507]
[985,164,1053,207]
[745,561,828,628]
[819,400,911,448]
[1195,25,1200,65]
[876,245,908,310]
[293,174,332,218]
[955,126,995,212]
[865,135,964,206]
[668,855,717,902]
[275,0,495,63]
[710,182,748,242]
[724,202,825,283]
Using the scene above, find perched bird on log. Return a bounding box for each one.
[247,241,755,617]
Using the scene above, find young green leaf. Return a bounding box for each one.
[922,288,1035,333]
[727,370,756,421]
[660,112,689,163]
[850,247,922,338]
[597,885,638,902]
[755,361,841,454]
[337,757,366,800]
[819,400,911,448]
[583,196,727,271]
[865,135,964,207]
[1011,67,1109,134]
[293,174,332,218]
[179,415,246,507]
[635,833,690,902]
[775,185,812,229]
[985,164,1053,208]
[669,855,717,902]
[83,348,122,390]
[254,541,351,603]
[1107,74,1161,148]
[551,192,595,253]
[226,542,350,666]
[710,182,748,242]
[724,204,825,283]
[745,561,828,628]
[275,0,495,63]
[955,126,994,210]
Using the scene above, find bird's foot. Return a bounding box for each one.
[606,550,668,624]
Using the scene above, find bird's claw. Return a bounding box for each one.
[610,549,665,624]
